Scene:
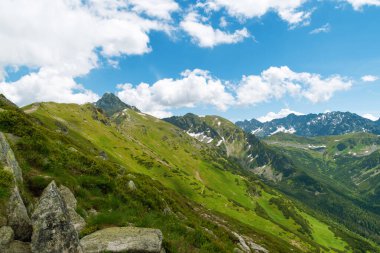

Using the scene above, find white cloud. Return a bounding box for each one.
[116,67,351,118]
[200,0,311,25]
[117,69,234,118]
[180,12,250,48]
[361,75,379,82]
[0,68,99,106]
[0,0,176,105]
[128,0,179,20]
[236,66,352,105]
[219,17,228,28]
[345,0,380,10]
[258,108,304,122]
[362,113,379,121]
[310,23,331,34]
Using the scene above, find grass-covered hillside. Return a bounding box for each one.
[264,132,380,246]
[0,93,378,252]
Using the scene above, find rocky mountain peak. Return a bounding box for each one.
[95,93,139,116]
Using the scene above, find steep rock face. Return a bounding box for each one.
[80,227,163,253]
[58,185,86,233]
[31,181,82,253]
[0,132,23,182]
[7,187,32,241]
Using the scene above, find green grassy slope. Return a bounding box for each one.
[0,96,376,252]
[21,102,377,252]
[165,113,380,252]
[264,133,380,247]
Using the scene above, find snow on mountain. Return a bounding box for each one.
[237,111,380,137]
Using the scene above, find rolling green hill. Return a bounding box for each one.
[0,93,378,252]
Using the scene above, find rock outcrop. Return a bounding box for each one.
[0,226,14,248]
[0,226,32,253]
[31,181,82,253]
[127,180,137,191]
[0,132,23,182]
[59,185,86,233]
[5,240,32,253]
[80,227,163,253]
[7,187,32,241]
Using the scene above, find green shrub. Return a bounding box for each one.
[0,169,13,199]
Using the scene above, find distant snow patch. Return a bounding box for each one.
[252,128,263,135]
[308,144,326,150]
[270,126,296,135]
[186,131,213,144]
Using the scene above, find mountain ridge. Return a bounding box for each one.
[236,111,380,137]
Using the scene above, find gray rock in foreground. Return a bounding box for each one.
[7,187,32,241]
[58,185,86,233]
[0,226,14,247]
[5,240,32,253]
[80,227,163,253]
[0,132,23,182]
[31,181,82,253]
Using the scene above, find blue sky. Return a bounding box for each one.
[1,0,380,121]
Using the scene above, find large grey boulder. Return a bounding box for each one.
[31,181,82,253]
[80,227,163,253]
[7,187,32,241]
[0,132,23,183]
[0,226,32,253]
[0,226,14,247]
[5,240,32,253]
[59,185,86,233]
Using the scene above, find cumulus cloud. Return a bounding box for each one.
[128,0,179,20]
[180,12,250,48]
[236,66,352,105]
[116,67,351,118]
[199,0,311,25]
[362,113,379,121]
[258,108,304,122]
[117,69,234,118]
[0,0,177,105]
[345,0,380,10]
[310,23,331,34]
[361,75,379,82]
[0,68,99,106]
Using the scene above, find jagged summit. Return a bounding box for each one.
[237,111,380,137]
[95,93,139,116]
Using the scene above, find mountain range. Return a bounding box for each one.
[0,93,379,252]
[236,112,380,138]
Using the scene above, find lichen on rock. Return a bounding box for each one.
[0,132,23,183]
[31,181,82,253]
[58,185,86,233]
[7,187,32,241]
[80,227,163,253]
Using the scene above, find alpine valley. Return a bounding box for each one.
[0,93,379,253]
